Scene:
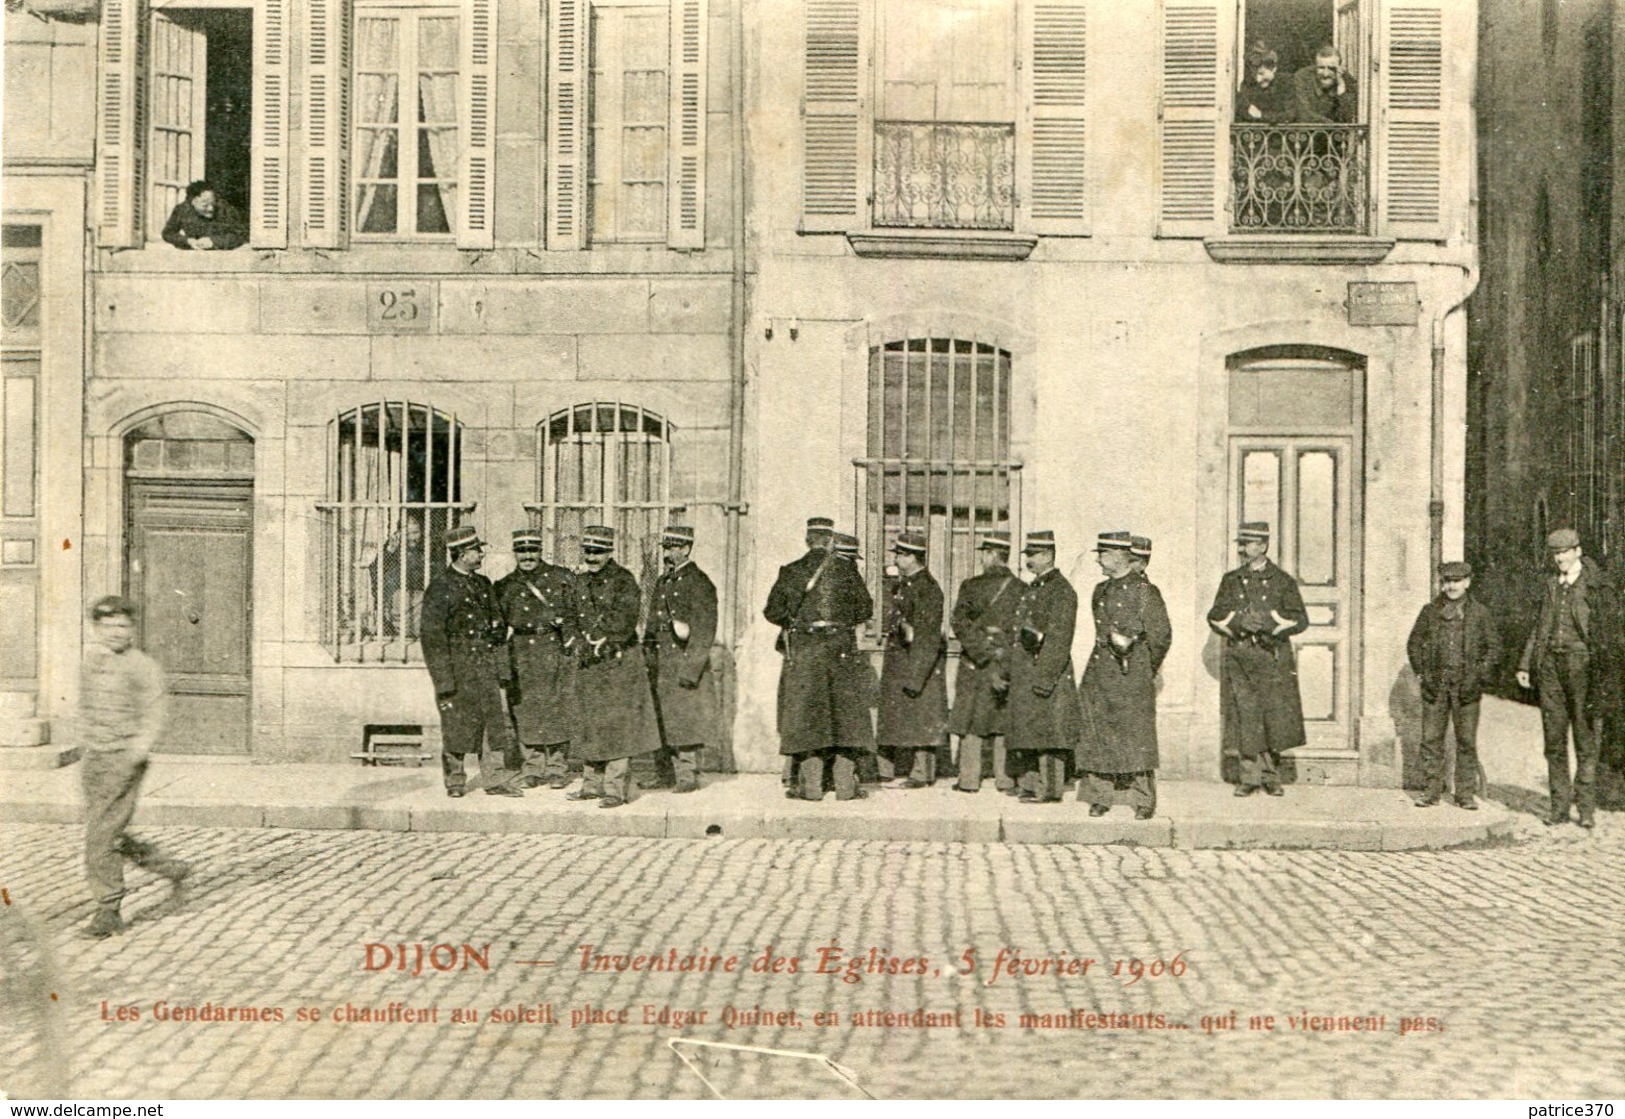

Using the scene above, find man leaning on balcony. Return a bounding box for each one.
[1292,45,1359,124]
[1235,44,1292,123]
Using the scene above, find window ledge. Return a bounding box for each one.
[1203,235,1395,265]
[847,230,1038,262]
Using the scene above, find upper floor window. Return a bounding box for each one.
[589,3,672,243]
[800,0,1089,238]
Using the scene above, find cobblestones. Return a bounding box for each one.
[1,819,1622,1099]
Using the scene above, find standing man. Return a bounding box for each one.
[1207,521,1309,797]
[496,528,580,790]
[877,531,949,789]
[951,529,1020,794]
[765,516,874,801]
[1517,529,1621,829]
[77,595,190,940]
[568,526,663,809]
[1407,560,1501,810]
[1078,533,1172,819]
[645,525,720,794]
[1006,530,1082,803]
[421,525,522,798]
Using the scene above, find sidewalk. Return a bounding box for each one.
[1,697,1559,849]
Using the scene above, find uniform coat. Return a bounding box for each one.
[948,566,1020,737]
[420,565,515,757]
[646,560,721,748]
[1077,570,1172,774]
[1207,559,1309,758]
[764,548,874,755]
[496,562,580,746]
[1005,568,1083,753]
[571,560,662,764]
[877,568,949,747]
[1406,595,1501,705]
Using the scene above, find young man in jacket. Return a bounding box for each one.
[1406,561,1501,809]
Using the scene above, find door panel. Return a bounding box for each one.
[127,482,253,753]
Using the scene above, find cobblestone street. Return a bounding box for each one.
[2,818,1622,1100]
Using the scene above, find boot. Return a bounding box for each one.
[80,906,124,940]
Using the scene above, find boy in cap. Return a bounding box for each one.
[951,529,1021,794]
[77,595,191,939]
[877,530,949,788]
[645,525,721,793]
[1406,561,1501,809]
[496,528,581,789]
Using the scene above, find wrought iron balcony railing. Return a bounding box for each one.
[1230,123,1369,235]
[873,120,1016,231]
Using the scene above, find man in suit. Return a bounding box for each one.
[1407,560,1501,810]
[1006,530,1082,803]
[877,530,949,788]
[645,525,720,793]
[496,528,579,790]
[951,530,1020,794]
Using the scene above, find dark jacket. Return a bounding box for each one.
[645,559,721,748]
[496,562,579,746]
[1235,77,1293,123]
[1207,559,1309,757]
[1519,556,1623,716]
[877,567,948,747]
[572,559,661,762]
[161,198,248,250]
[1407,594,1501,705]
[1005,567,1082,753]
[1078,570,1172,774]
[1291,65,1360,123]
[948,565,1020,737]
[765,547,874,755]
[420,565,510,699]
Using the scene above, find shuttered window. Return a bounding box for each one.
[1380,2,1445,239]
[1157,0,1225,237]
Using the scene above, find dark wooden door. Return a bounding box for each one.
[126,480,253,753]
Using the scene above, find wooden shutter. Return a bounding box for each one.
[303,0,348,248]
[1380,1,1446,240]
[97,0,146,249]
[1157,0,1226,238]
[667,0,708,248]
[147,11,205,242]
[547,0,587,249]
[459,0,496,247]
[1020,0,1089,236]
[800,0,868,233]
[251,0,290,248]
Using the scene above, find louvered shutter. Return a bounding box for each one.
[1020,0,1089,236]
[1380,1,1446,240]
[547,0,587,249]
[800,0,868,233]
[303,0,348,248]
[459,0,496,248]
[97,0,146,249]
[667,0,708,248]
[251,0,290,247]
[1157,0,1227,238]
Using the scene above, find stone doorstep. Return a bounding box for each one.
[0,741,75,768]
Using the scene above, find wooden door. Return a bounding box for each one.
[126,480,253,753]
[1229,437,1356,753]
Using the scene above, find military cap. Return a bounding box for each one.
[977,529,1013,552]
[661,525,695,547]
[834,532,862,560]
[806,516,836,532]
[581,525,616,552]
[446,524,484,553]
[1236,521,1271,543]
[1131,535,1153,558]
[1022,530,1057,554]
[511,528,543,552]
[893,530,928,556]
[91,594,137,621]
[1545,528,1581,551]
[1439,560,1472,580]
[1093,529,1133,553]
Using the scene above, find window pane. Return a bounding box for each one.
[1241,450,1281,539]
[418,72,457,127]
[357,73,399,125]
[418,16,458,70]
[418,125,457,177]
[1297,450,1337,585]
[357,128,399,177]
[356,17,400,70]
[357,184,399,232]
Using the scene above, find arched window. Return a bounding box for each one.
[529,401,672,594]
[855,337,1020,632]
[319,401,467,661]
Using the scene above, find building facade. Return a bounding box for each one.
[3,0,1479,786]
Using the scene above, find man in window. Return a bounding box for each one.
[951,530,1020,795]
[567,526,663,809]
[1207,522,1309,797]
[496,528,581,791]
[420,525,523,798]
[765,516,875,801]
[644,525,720,794]
[1077,533,1172,820]
[161,180,248,251]
[1291,44,1359,124]
[1006,530,1082,804]
[876,530,949,789]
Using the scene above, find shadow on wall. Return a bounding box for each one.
[1388,664,1425,791]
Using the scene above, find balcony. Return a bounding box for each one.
[1230,123,1370,235]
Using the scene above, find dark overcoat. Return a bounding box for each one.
[1077,570,1172,774]
[1406,595,1501,705]
[419,565,512,757]
[646,560,721,748]
[1005,568,1082,753]
[877,568,949,747]
[571,560,661,763]
[496,563,579,746]
[948,566,1020,737]
[764,548,874,755]
[1207,559,1309,758]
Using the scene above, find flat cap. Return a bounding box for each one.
[1545,528,1581,551]
[1439,560,1473,580]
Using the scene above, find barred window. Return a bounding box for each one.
[528,401,672,599]
[854,338,1021,638]
[319,401,469,661]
